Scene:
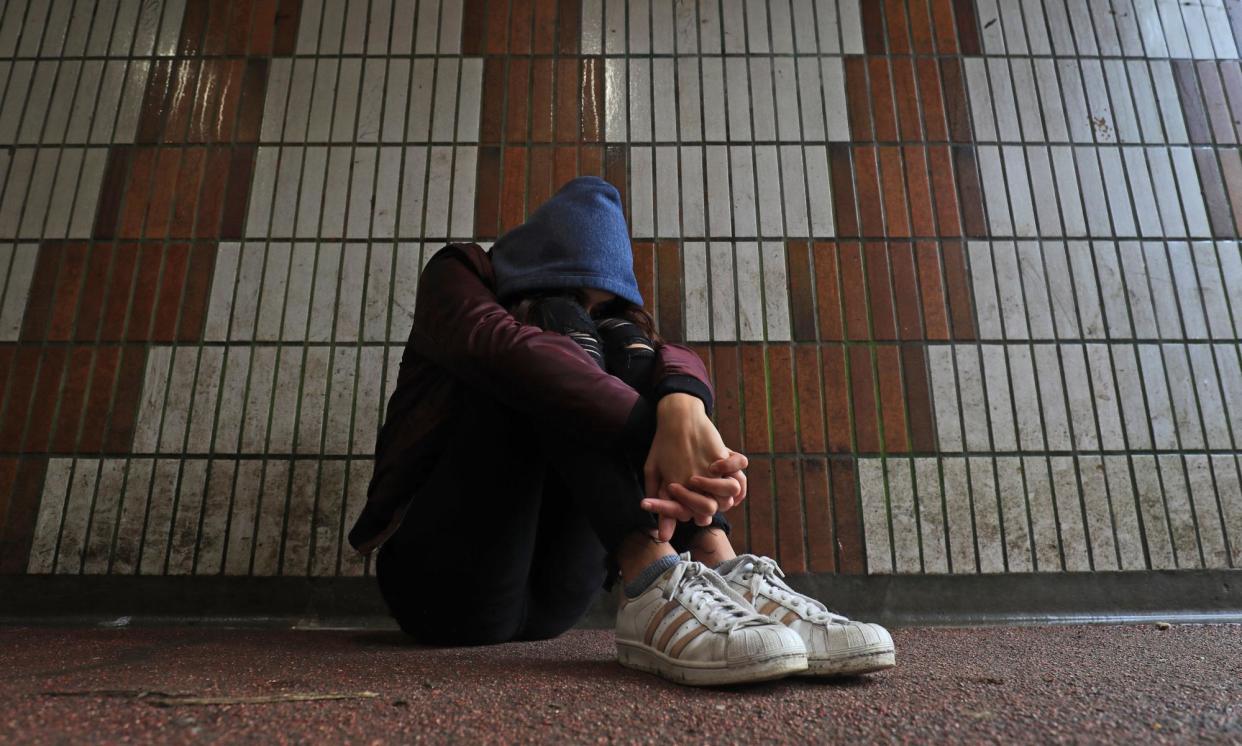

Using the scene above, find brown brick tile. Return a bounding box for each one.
[178,243,217,342]
[136,60,173,145]
[829,144,859,237]
[916,241,951,340]
[745,457,776,559]
[557,0,580,54]
[0,457,15,541]
[580,144,603,176]
[151,243,188,342]
[237,59,270,143]
[0,457,48,574]
[890,241,923,340]
[917,59,948,142]
[905,146,936,237]
[891,58,921,140]
[812,241,844,341]
[928,145,962,236]
[556,59,580,142]
[170,147,206,238]
[117,148,157,239]
[507,59,532,142]
[51,347,93,453]
[202,0,232,54]
[272,0,302,55]
[553,146,577,188]
[18,243,59,342]
[822,345,851,453]
[474,145,502,238]
[884,0,911,53]
[865,241,898,341]
[879,147,911,238]
[902,344,937,452]
[126,244,162,341]
[769,347,796,453]
[178,0,209,56]
[99,243,138,341]
[23,348,68,452]
[480,57,506,144]
[510,0,535,53]
[876,344,908,452]
[1173,60,1212,144]
[953,146,987,237]
[829,457,865,573]
[839,241,869,340]
[582,57,605,143]
[1197,61,1235,144]
[104,345,147,453]
[204,59,244,140]
[501,147,528,231]
[1220,62,1242,142]
[941,240,976,339]
[1194,148,1237,237]
[47,242,89,342]
[908,0,935,53]
[163,60,203,145]
[656,241,683,342]
[931,0,958,52]
[1218,149,1242,235]
[0,348,40,450]
[802,457,836,572]
[605,146,628,220]
[729,478,750,551]
[711,344,742,448]
[462,0,487,55]
[249,0,278,55]
[531,58,555,143]
[853,147,884,236]
[632,241,655,313]
[145,148,182,238]
[795,346,826,453]
[869,59,898,142]
[939,59,972,142]
[226,0,255,54]
[844,58,873,141]
[528,147,556,209]
[850,346,880,453]
[952,0,980,55]
[860,0,887,54]
[196,147,231,238]
[741,345,770,453]
[93,148,132,240]
[73,244,113,343]
[775,457,806,573]
[533,0,557,53]
[786,240,816,342]
[78,345,120,453]
[485,0,511,54]
[223,147,256,239]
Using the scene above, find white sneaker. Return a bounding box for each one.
[615,559,808,686]
[718,555,896,677]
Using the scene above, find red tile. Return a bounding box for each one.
[118,147,157,239]
[0,457,48,574]
[17,242,59,341]
[656,240,683,342]
[891,58,922,141]
[93,147,132,240]
[73,244,113,343]
[908,0,935,53]
[868,59,898,142]
[878,146,910,237]
[1220,62,1242,142]
[795,346,826,453]
[510,0,535,53]
[844,57,873,141]
[745,457,776,560]
[941,240,976,340]
[582,58,605,143]
[528,147,556,210]
[605,146,628,221]
[196,147,231,238]
[144,148,182,238]
[859,0,887,54]
[0,348,39,450]
[163,60,203,144]
[839,241,869,340]
[952,0,980,55]
[902,344,937,453]
[178,243,217,342]
[249,0,278,55]
[939,58,972,142]
[153,242,190,342]
[905,146,936,237]
[931,0,959,52]
[556,0,580,54]
[786,240,816,342]
[876,344,908,452]
[485,0,511,54]
[533,0,557,53]
[853,147,884,237]
[769,347,796,453]
[202,0,232,54]
[170,147,206,238]
[711,343,742,448]
[1197,61,1235,144]
[741,345,770,453]
[802,457,836,572]
[884,0,911,54]
[580,145,603,177]
[849,346,880,453]
[953,146,987,237]
[915,241,951,340]
[221,147,256,239]
[812,241,844,341]
[553,146,578,188]
[474,146,502,239]
[178,0,209,56]
[225,0,255,55]
[555,58,580,142]
[78,345,120,453]
[47,242,88,342]
[822,345,851,453]
[104,345,147,453]
[0,458,15,542]
[1173,60,1212,144]
[462,0,487,55]
[235,59,269,143]
[632,241,655,314]
[775,457,806,573]
[480,58,506,144]
[1218,149,1242,235]
[829,144,859,237]
[51,346,94,453]
[928,145,962,236]
[917,58,948,142]
[272,0,303,55]
[530,58,555,143]
[890,241,923,340]
[136,60,173,145]
[500,146,528,232]
[99,243,139,341]
[865,241,897,341]
[1194,148,1237,237]
[22,348,68,452]
[126,243,162,341]
[830,457,865,574]
[506,59,531,142]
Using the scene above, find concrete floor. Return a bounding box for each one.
[0,625,1238,744]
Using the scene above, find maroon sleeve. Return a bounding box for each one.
[410,246,654,444]
[651,343,715,415]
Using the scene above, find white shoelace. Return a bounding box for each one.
[742,557,849,625]
[664,561,767,632]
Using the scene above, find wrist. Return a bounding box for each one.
[657,392,706,419]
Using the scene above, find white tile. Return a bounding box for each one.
[1125,62,1164,144]
[749,59,777,141]
[1049,456,1091,571]
[1179,1,1216,58]
[334,247,367,341]
[981,344,1017,451]
[676,58,702,141]
[886,459,920,573]
[859,458,892,574]
[1168,242,1209,338]
[968,457,1005,573]
[629,0,651,53]
[267,348,303,454]
[729,146,757,236]
[1057,61,1093,144]
[1050,146,1087,237]
[1132,0,1169,56]
[1172,147,1212,236]
[1204,1,1239,57]
[339,461,371,576]
[83,460,126,574]
[1026,148,1062,237]
[987,58,1021,142]
[914,457,948,574]
[674,0,700,53]
[1066,0,1099,54]
[956,346,991,451]
[139,460,180,575]
[439,0,464,53]
[1163,343,1205,448]
[296,346,331,454]
[652,59,677,142]
[725,58,751,140]
[1010,59,1044,143]
[308,243,342,342]
[132,346,173,454]
[1008,345,1045,450]
[414,0,440,53]
[977,0,1006,53]
[289,146,321,238]
[701,58,727,141]
[240,346,278,453]
[1033,344,1072,450]
[0,242,36,340]
[1071,148,1111,237]
[968,241,1002,340]
[1061,344,1101,450]
[364,244,394,343]
[698,0,722,52]
[1186,454,1229,567]
[995,456,1033,572]
[324,346,358,454]
[1086,344,1126,449]
[965,59,998,143]
[53,459,99,575]
[422,146,452,238]
[224,459,263,575]
[1093,241,1132,338]
[762,241,791,341]
[655,145,680,236]
[709,241,737,340]
[821,59,849,141]
[1130,455,1175,569]
[704,147,734,237]
[977,146,1012,236]
[684,242,709,341]
[1145,148,1187,236]
[1041,242,1079,337]
[629,147,654,237]
[754,147,782,236]
[1188,343,1233,449]
[627,58,652,142]
[1158,455,1200,567]
[804,146,834,237]
[1211,455,1242,567]
[942,458,976,573]
[838,0,864,53]
[110,458,153,575]
[779,146,809,237]
[185,346,224,454]
[1097,147,1137,236]
[281,460,319,576]
[796,58,824,142]
[604,0,627,53]
[680,146,705,237]
[311,459,346,576]
[1003,146,1037,237]
[346,148,377,239]
[773,58,801,141]
[604,58,627,143]
[1016,241,1054,339]
[1216,345,1242,446]
[158,347,199,454]
[929,345,963,451]
[1021,456,1061,572]
[373,146,402,239]
[212,349,251,452]
[735,242,764,340]
[256,242,292,341]
[1141,242,1183,338]
[1217,242,1242,332]
[1193,242,1234,339]
[1076,454,1118,570]
[398,147,428,237]
[251,459,289,576]
[390,242,421,341]
[353,346,386,454]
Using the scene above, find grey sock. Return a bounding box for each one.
[623,554,680,599]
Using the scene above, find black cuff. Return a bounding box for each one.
[620,395,657,448]
[653,374,714,416]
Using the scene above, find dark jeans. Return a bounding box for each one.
[375,302,728,645]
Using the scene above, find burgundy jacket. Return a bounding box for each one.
[348,243,715,555]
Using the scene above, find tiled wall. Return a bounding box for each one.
[2,0,1241,586]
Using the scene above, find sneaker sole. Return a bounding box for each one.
[799,646,896,677]
[617,642,808,687]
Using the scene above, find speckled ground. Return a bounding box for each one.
[0,625,1238,744]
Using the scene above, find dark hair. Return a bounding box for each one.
[507,289,664,346]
